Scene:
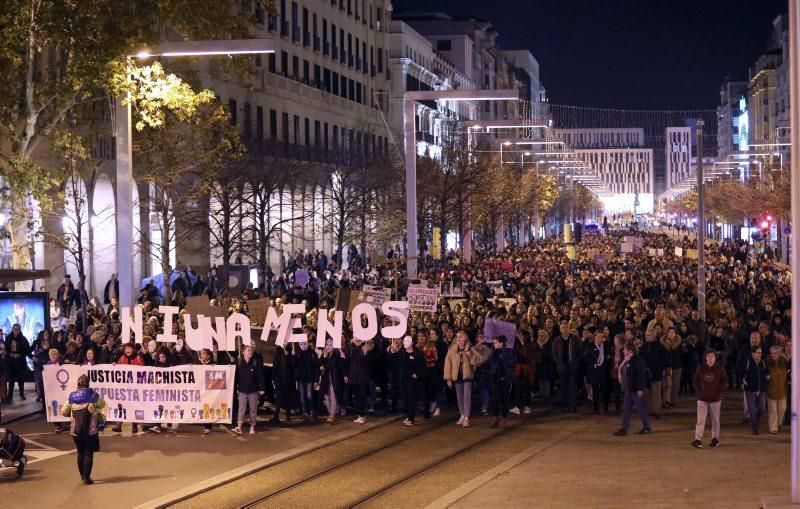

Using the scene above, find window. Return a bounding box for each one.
[256,106,264,140]
[243,102,252,138]
[270,109,277,140]
[292,55,299,78]
[324,122,329,150]
[437,39,451,51]
[333,125,338,148]
[228,99,237,125]
[315,120,321,147]
[268,53,276,73]
[323,68,331,92]
[304,117,310,146]
[282,112,289,142]
[281,51,288,75]
[348,78,354,101]
[303,59,309,81]
[340,75,347,98]
[332,71,339,95]
[377,48,383,72]
[293,115,300,144]
[314,64,321,86]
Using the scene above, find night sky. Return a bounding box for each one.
[393,0,788,109]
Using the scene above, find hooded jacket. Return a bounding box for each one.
[61,388,106,436]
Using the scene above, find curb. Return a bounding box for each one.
[137,415,402,509]
[1,409,43,426]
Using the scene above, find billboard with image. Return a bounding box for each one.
[0,292,48,340]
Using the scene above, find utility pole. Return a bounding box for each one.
[788,0,800,502]
[696,119,706,321]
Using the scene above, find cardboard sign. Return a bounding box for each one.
[335,288,369,314]
[294,268,309,286]
[440,281,464,298]
[247,298,270,326]
[674,247,684,257]
[686,248,699,259]
[407,287,439,313]
[362,285,391,308]
[185,295,227,325]
[483,318,516,348]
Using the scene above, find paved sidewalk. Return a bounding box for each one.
[430,397,789,508]
[1,384,43,424]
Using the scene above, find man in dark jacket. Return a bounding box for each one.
[640,329,667,419]
[293,339,319,420]
[345,338,372,424]
[233,344,266,435]
[615,341,651,436]
[5,324,30,402]
[488,336,517,428]
[692,349,728,448]
[738,344,768,435]
[584,331,612,414]
[103,274,119,305]
[552,321,582,413]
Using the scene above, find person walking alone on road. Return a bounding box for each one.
[614,341,651,436]
[61,374,106,484]
[691,350,728,448]
[765,345,788,434]
[444,330,480,427]
[739,345,768,435]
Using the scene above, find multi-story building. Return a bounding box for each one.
[554,128,654,214]
[665,127,692,189]
[717,81,748,158]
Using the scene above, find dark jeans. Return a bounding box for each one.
[351,382,368,417]
[610,380,622,413]
[513,376,532,408]
[73,434,99,481]
[621,391,650,431]
[745,391,766,432]
[559,370,578,409]
[404,380,418,422]
[591,383,609,413]
[491,381,511,418]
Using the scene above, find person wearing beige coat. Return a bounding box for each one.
[444,331,482,427]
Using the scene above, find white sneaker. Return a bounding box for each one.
[404,419,414,426]
[357,416,367,425]
[523,406,532,415]
[432,408,441,417]
[462,418,471,427]
[150,425,162,433]
[353,417,362,424]
[457,416,465,425]
[509,407,521,415]
[249,426,256,435]
[232,426,242,435]
[203,428,211,435]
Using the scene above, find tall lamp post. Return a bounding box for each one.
[115,39,274,308]
[789,0,800,503]
[696,119,706,321]
[403,89,518,278]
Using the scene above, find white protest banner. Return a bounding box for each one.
[44,364,235,424]
[362,285,391,308]
[407,287,439,313]
[486,280,505,296]
[674,246,684,257]
[648,248,657,257]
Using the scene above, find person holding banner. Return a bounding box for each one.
[111,343,144,434]
[488,336,516,428]
[399,336,425,426]
[320,339,345,424]
[345,338,373,425]
[233,345,266,435]
[293,338,319,422]
[61,374,106,484]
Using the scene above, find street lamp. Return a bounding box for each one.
[404,89,518,276]
[115,39,274,308]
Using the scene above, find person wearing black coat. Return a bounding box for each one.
[320,340,345,423]
[738,344,768,435]
[386,338,403,414]
[640,329,668,419]
[272,344,295,423]
[234,345,266,435]
[4,324,30,402]
[293,339,319,420]
[103,274,119,305]
[488,336,517,427]
[345,338,373,424]
[584,332,612,414]
[398,336,425,425]
[615,341,651,436]
[552,321,582,413]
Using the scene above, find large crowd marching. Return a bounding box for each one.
[0,227,793,481]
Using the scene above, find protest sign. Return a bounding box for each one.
[674,246,683,257]
[362,285,391,308]
[440,281,464,298]
[335,288,369,314]
[408,279,429,289]
[407,287,439,313]
[247,298,270,326]
[620,242,633,254]
[294,268,309,286]
[44,364,235,424]
[486,280,505,296]
[594,253,608,267]
[686,248,699,259]
[483,318,517,348]
[648,248,657,257]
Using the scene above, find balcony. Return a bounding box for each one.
[323,42,330,55]
[267,17,277,32]
[331,46,338,59]
[348,54,354,67]
[292,26,301,43]
[313,36,321,52]
[303,31,310,46]
[356,57,361,69]
[281,20,289,37]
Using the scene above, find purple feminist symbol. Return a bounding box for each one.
[56,369,70,390]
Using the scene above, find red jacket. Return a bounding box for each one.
[118,352,145,366]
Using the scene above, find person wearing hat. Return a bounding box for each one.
[61,374,106,484]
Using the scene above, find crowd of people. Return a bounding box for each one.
[0,228,793,462]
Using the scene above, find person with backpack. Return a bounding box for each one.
[61,374,106,484]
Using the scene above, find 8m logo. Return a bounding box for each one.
[205,370,227,390]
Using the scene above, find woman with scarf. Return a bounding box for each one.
[61,374,106,484]
[444,330,481,427]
